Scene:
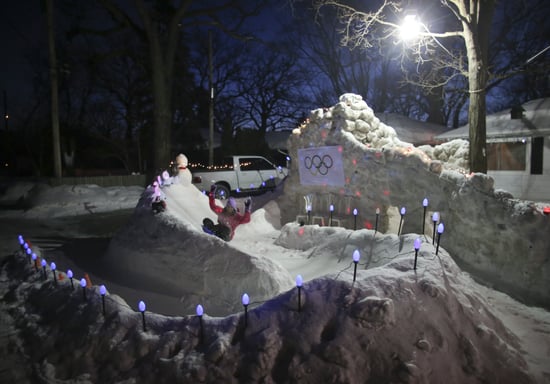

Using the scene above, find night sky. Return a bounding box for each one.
[1,2,46,105]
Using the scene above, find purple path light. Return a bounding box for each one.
[139,300,147,331]
[422,198,429,234]
[80,278,87,300]
[431,212,440,245]
[242,293,250,328]
[436,223,445,255]
[398,207,406,236]
[296,275,303,312]
[414,238,421,270]
[67,269,74,289]
[100,285,107,316]
[352,250,360,282]
[196,304,204,342]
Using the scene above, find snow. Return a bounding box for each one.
[436,97,550,141]
[2,178,549,383]
[1,94,549,383]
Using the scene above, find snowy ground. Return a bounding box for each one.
[1,180,549,383]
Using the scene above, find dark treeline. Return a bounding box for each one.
[1,0,548,178]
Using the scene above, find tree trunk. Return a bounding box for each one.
[151,54,172,174]
[46,0,62,178]
[461,0,495,173]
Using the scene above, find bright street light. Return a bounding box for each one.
[399,15,421,40]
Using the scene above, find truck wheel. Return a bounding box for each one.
[214,184,230,200]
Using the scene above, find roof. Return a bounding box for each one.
[265,130,293,150]
[377,113,450,145]
[436,98,550,141]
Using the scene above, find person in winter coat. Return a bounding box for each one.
[203,185,251,241]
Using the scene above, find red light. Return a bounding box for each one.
[543,206,550,215]
[365,221,373,229]
[352,158,357,166]
[298,227,305,236]
[383,189,390,196]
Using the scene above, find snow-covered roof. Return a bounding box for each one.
[377,113,450,145]
[436,98,550,141]
[265,130,293,150]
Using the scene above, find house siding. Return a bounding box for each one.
[488,136,550,202]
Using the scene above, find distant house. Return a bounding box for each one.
[436,98,550,202]
[265,130,293,152]
[377,113,450,145]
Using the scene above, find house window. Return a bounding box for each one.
[530,137,544,175]
[487,141,526,171]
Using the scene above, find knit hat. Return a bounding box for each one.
[227,197,237,210]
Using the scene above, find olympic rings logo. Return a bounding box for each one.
[304,154,333,176]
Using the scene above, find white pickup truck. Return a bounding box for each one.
[190,155,288,199]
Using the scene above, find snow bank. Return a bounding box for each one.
[1,230,536,383]
[282,93,550,310]
[0,182,144,217]
[103,182,294,316]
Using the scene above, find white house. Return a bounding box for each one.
[436,98,550,202]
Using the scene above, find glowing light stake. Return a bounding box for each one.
[139,300,147,332]
[422,198,429,234]
[242,293,250,328]
[26,247,32,264]
[353,208,358,230]
[31,253,38,272]
[80,278,87,300]
[18,235,25,255]
[50,262,57,286]
[196,304,204,342]
[329,204,334,227]
[436,223,445,255]
[296,275,303,312]
[352,250,360,282]
[375,208,380,233]
[67,269,74,289]
[306,205,312,225]
[41,259,47,280]
[414,238,422,270]
[99,285,107,316]
[432,212,440,245]
[398,207,406,236]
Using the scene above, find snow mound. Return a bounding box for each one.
[104,183,294,316]
[0,232,535,383]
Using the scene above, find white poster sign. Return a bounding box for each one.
[297,146,345,186]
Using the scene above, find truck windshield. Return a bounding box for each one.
[239,157,275,171]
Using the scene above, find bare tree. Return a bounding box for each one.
[46,0,63,178]
[294,0,494,172]
[300,0,549,172]
[95,0,268,174]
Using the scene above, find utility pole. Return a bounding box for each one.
[46,0,62,178]
[208,30,214,166]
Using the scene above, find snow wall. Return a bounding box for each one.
[277,93,550,309]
